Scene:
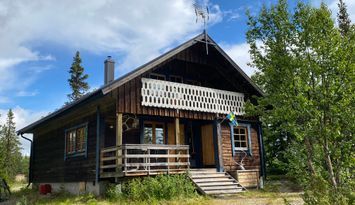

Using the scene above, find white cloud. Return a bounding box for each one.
[0,0,223,154]
[16,90,39,97]
[0,0,222,101]
[0,106,48,155]
[220,42,256,77]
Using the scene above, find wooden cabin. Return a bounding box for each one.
[18,33,265,196]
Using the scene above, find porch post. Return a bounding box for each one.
[116,113,123,146]
[116,113,123,175]
[175,117,180,145]
[213,119,224,172]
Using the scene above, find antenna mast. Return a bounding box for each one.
[194,2,209,54]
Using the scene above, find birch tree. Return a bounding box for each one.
[246,0,354,204]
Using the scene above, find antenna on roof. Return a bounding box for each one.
[194,2,209,54]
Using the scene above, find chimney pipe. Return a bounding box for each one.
[104,56,115,85]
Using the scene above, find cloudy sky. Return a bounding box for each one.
[0,0,353,155]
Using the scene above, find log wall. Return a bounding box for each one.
[221,123,260,171]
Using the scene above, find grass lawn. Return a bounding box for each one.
[3,176,304,205]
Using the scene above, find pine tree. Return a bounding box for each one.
[0,109,22,181]
[337,0,351,36]
[67,51,89,102]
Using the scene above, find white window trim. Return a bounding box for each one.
[230,123,252,156]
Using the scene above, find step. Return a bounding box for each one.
[190,173,227,178]
[197,181,238,187]
[204,189,243,195]
[189,169,217,173]
[194,178,235,183]
[201,185,242,191]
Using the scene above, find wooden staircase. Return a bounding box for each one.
[189,168,245,196]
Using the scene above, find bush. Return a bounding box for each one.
[106,174,197,202]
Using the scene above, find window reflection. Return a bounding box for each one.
[143,122,165,144]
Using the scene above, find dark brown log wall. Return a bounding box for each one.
[32,113,97,183]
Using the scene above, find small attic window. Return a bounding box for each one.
[185,79,201,86]
[150,73,166,81]
[169,75,183,83]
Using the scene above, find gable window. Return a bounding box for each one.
[143,122,165,144]
[185,79,201,86]
[65,123,87,158]
[230,123,252,155]
[169,75,183,83]
[149,73,166,81]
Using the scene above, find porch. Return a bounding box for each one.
[99,77,247,179]
[100,144,190,178]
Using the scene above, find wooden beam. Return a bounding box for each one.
[175,117,180,145]
[116,113,123,173]
[213,119,224,172]
[116,113,123,146]
[95,107,100,183]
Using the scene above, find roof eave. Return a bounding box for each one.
[17,89,103,134]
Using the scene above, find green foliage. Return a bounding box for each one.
[0,109,22,182]
[106,174,197,202]
[246,0,354,204]
[337,0,351,36]
[67,51,89,102]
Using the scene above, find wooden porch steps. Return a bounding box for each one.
[189,169,245,196]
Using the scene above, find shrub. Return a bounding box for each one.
[106,174,197,202]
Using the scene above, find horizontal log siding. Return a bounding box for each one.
[32,113,97,183]
[221,124,260,171]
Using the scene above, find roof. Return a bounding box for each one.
[17,33,263,134]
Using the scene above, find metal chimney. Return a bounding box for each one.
[104,56,115,85]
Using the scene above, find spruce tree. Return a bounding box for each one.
[337,0,351,36]
[0,109,21,181]
[67,51,89,102]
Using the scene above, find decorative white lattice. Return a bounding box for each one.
[141,78,245,115]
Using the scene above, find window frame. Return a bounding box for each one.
[230,123,252,156]
[142,121,166,144]
[169,75,183,83]
[185,79,201,86]
[149,73,166,81]
[64,122,88,159]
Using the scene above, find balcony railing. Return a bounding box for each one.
[141,78,245,115]
[100,144,190,178]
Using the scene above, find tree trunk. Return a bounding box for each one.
[323,137,338,188]
[304,137,316,175]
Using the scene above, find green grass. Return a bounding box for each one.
[11,188,208,205]
[8,176,303,205]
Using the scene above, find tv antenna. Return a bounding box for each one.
[194,2,210,54]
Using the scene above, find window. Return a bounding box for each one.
[65,123,87,158]
[143,122,165,144]
[169,75,183,83]
[149,73,166,81]
[185,79,201,86]
[233,126,248,150]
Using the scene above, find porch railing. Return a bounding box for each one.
[100,144,190,178]
[141,78,245,115]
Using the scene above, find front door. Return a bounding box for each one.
[201,124,215,166]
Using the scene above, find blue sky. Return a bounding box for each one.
[0,0,353,155]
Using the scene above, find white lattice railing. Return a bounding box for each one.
[141,78,245,115]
